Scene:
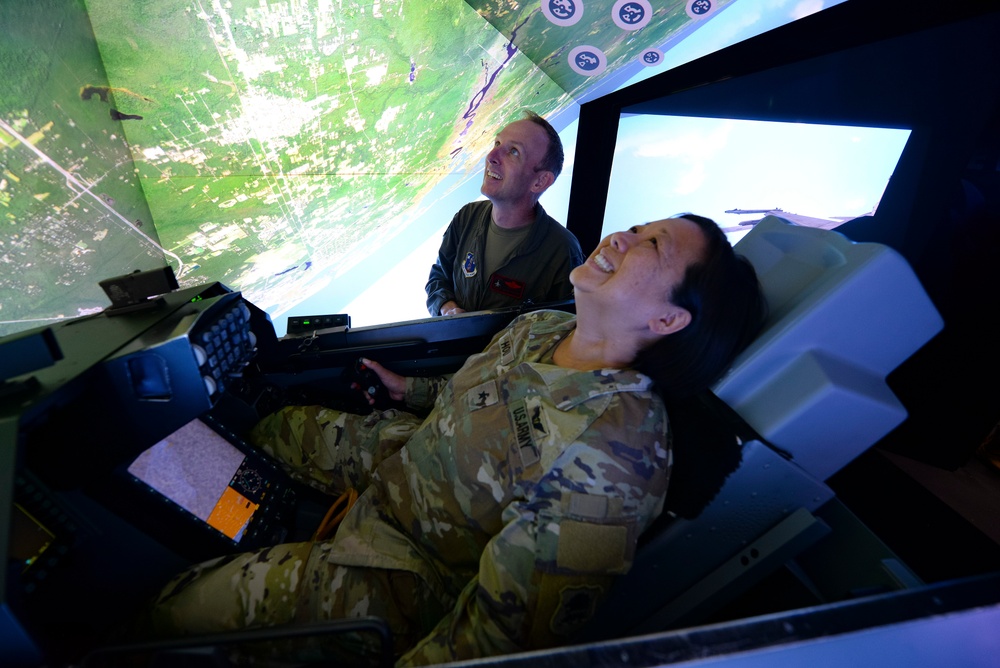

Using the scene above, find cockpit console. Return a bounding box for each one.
[1,280,546,666]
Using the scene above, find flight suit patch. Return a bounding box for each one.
[463,252,477,278]
[466,380,499,411]
[488,272,525,299]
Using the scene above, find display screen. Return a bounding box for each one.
[603,115,911,243]
[127,419,261,542]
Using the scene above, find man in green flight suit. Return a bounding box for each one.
[144,214,767,666]
[425,110,584,317]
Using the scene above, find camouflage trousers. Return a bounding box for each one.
[145,407,445,661]
[249,405,424,497]
[146,540,445,662]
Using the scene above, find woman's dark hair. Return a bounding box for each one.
[633,213,768,400]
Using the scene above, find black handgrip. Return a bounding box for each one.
[347,358,387,407]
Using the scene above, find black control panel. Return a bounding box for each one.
[190,297,259,398]
[286,313,350,335]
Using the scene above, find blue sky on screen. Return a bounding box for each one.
[603,116,912,243]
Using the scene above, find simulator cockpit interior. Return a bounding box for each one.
[3,1,999,666]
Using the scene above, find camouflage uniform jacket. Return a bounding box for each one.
[328,310,672,665]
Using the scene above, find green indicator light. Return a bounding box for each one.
[303,319,311,325]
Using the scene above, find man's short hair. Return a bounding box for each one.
[522,110,564,180]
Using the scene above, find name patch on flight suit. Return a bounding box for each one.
[509,398,541,468]
[489,272,526,299]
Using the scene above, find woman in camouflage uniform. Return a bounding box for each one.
[146,214,765,666]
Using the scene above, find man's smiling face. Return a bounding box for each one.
[480,119,553,207]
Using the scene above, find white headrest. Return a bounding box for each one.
[713,216,943,480]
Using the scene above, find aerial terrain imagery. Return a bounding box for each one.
[0,0,573,336]
[1,0,732,336]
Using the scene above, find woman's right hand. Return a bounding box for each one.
[358,357,406,404]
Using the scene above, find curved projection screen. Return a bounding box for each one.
[1,0,841,338]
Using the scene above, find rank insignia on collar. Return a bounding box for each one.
[463,252,477,278]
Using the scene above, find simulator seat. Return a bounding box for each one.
[582,215,945,640]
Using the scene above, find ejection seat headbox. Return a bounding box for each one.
[714,215,944,481]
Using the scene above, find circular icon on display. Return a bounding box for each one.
[568,45,607,76]
[686,0,717,19]
[542,0,584,27]
[612,0,652,30]
[640,48,663,67]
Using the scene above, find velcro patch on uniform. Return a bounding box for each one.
[509,398,540,468]
[568,494,608,519]
[498,330,515,366]
[488,272,526,299]
[567,493,624,520]
[466,380,499,411]
[556,520,629,573]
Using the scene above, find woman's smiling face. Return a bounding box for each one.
[571,217,709,334]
